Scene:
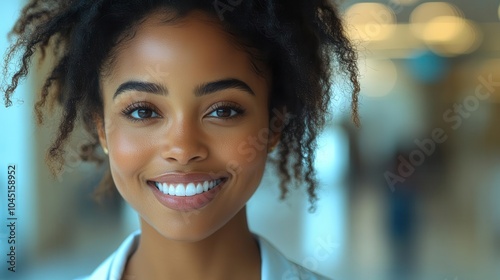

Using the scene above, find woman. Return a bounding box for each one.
[3,0,359,279]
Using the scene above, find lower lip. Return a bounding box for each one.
[150,180,225,211]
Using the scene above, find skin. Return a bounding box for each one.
[96,11,279,280]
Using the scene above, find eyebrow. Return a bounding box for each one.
[113,81,167,99]
[194,78,255,97]
[113,78,255,99]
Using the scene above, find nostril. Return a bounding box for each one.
[160,140,209,164]
[163,153,206,165]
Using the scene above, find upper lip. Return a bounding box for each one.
[148,172,227,184]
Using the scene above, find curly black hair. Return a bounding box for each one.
[3,0,359,211]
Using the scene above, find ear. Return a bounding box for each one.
[94,114,108,154]
[267,107,285,152]
[267,129,281,153]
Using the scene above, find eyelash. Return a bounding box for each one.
[121,102,160,122]
[206,102,246,120]
[121,101,245,122]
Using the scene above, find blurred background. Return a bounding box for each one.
[1,0,499,279]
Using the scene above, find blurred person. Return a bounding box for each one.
[386,148,418,280]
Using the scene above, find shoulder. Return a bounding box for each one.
[74,230,140,280]
[256,234,333,280]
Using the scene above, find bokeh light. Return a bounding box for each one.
[424,16,482,56]
[345,3,396,42]
[410,2,482,56]
[410,2,463,39]
[407,51,449,83]
[359,59,398,97]
[421,16,465,43]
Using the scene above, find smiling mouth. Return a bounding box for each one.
[149,178,226,197]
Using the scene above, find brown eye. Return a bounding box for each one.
[130,108,158,119]
[208,107,240,118]
[136,109,154,118]
[206,102,245,120]
[122,102,160,121]
[215,108,233,118]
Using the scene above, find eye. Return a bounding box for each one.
[206,102,245,119]
[122,102,160,121]
[130,108,159,119]
[209,108,238,118]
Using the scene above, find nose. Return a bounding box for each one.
[160,118,208,165]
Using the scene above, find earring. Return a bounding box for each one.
[268,145,276,153]
[103,147,108,155]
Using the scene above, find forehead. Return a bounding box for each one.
[102,11,269,89]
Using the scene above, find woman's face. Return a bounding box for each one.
[97,11,276,241]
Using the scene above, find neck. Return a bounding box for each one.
[124,207,261,280]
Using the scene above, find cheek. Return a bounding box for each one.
[218,123,270,183]
[107,122,155,185]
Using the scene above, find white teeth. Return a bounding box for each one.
[175,184,186,196]
[155,179,224,196]
[168,184,176,195]
[196,183,203,194]
[185,183,196,196]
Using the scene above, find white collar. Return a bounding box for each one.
[80,230,331,280]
